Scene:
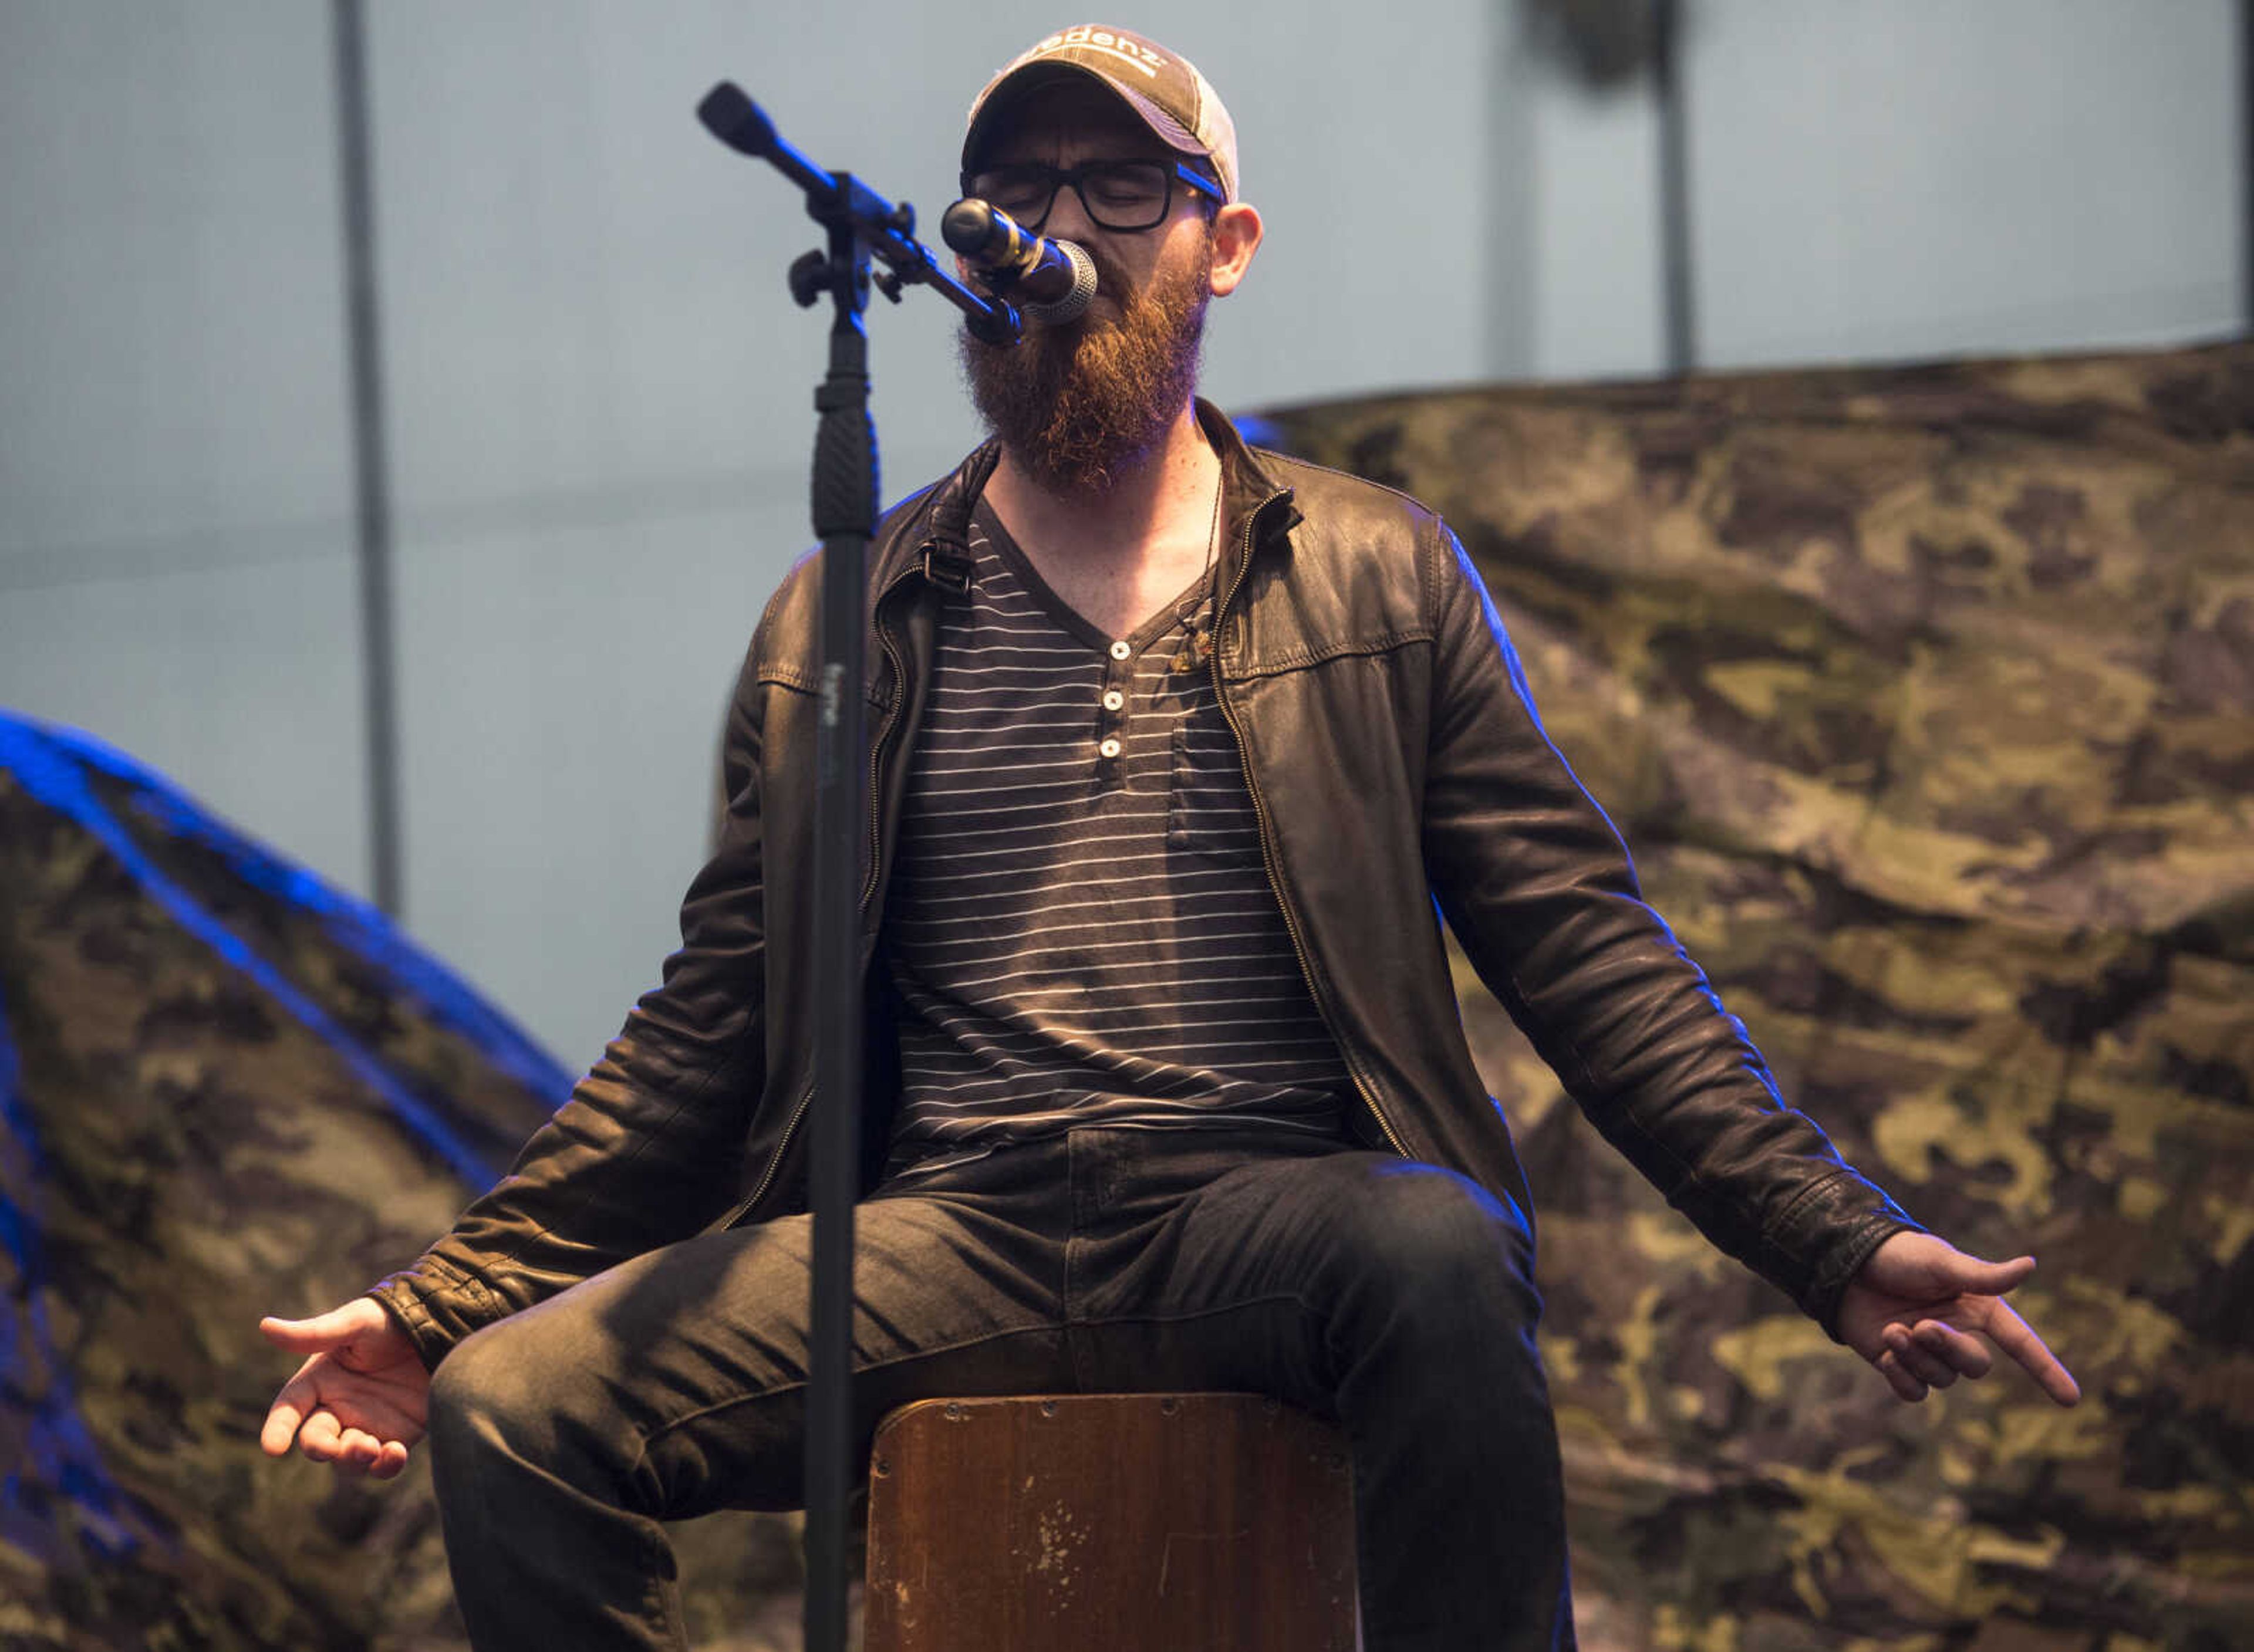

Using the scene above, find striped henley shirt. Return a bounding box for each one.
[880,502,1354,1177]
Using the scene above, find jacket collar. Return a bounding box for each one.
[1196,398,1300,604]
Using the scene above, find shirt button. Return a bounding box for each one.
[1102,689,1125,711]
[1108,640,1131,661]
[1098,737,1123,759]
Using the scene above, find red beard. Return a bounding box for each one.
[959,229,1212,499]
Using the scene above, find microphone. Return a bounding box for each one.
[940,199,1097,326]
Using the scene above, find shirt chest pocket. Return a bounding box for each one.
[1166,717,1258,859]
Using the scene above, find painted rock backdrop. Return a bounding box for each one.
[1257,339,2254,1651]
[0,717,802,1647]
[4,339,2251,1648]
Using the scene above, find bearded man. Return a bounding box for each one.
[260,25,2080,1651]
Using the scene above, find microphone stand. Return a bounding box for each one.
[695,83,1020,1652]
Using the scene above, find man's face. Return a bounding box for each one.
[957,83,1220,499]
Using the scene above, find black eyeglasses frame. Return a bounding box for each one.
[957,158,1224,234]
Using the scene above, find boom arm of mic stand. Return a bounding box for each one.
[697,82,1021,343]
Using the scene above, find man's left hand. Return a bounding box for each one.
[1837,1231,2081,1407]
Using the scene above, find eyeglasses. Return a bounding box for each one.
[960,158,1223,233]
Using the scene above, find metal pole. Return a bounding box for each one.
[2241,0,2254,327]
[1653,0,1698,374]
[804,198,876,1652]
[331,0,404,915]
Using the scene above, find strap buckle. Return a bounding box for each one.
[920,543,973,593]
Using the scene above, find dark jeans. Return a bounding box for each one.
[424,1127,1575,1650]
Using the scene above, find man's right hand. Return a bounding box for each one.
[259,1297,428,1480]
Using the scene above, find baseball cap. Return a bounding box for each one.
[961,25,1239,204]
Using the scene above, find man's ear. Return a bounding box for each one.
[1209,201,1264,298]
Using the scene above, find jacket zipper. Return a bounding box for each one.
[706,1075,815,1232]
[1210,492,1412,1160]
[862,612,909,916]
[713,559,922,1232]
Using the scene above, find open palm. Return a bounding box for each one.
[259,1297,431,1479]
[1837,1230,2080,1407]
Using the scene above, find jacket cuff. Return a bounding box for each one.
[1764,1168,1927,1340]
[366,1254,511,1373]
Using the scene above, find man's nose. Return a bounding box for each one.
[1042,183,1100,245]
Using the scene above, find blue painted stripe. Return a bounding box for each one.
[15,714,571,1106]
[0,997,138,1553]
[0,712,527,1185]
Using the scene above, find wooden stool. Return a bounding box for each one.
[863,1393,1359,1651]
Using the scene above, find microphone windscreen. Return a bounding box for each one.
[696,83,774,157]
[1023,240,1097,325]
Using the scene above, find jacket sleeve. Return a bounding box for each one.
[366,633,774,1371]
[1418,521,1921,1335]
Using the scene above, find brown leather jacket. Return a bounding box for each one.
[372,405,1918,1369]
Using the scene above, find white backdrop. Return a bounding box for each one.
[0,0,2240,1065]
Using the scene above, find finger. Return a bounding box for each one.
[297,1409,345,1462]
[260,1400,304,1457]
[1902,1352,1957,1389]
[337,1427,384,1466]
[1937,1252,2037,1296]
[1913,1319,1992,1380]
[1888,1326,1958,1389]
[1981,1299,2082,1407]
[261,1358,326,1455]
[260,1305,373,1355]
[347,1398,426,1448]
[259,1313,331,1351]
[1874,1345,1928,1403]
[369,1440,412,1481]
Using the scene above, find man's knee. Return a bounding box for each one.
[424,1303,667,1522]
[1331,1162,1542,1337]
[426,1302,622,1464]
[426,1315,538,1452]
